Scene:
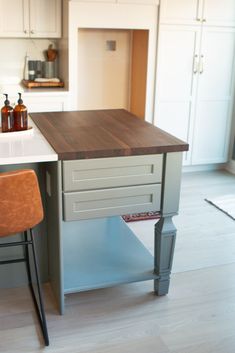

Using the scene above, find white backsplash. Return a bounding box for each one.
[0,38,58,85]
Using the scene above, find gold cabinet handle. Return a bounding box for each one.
[199,55,204,74]
[193,54,199,74]
[196,18,206,23]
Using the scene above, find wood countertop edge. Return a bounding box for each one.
[30,110,189,160]
[56,145,189,160]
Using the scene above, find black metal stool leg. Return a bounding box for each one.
[24,231,32,285]
[26,229,49,346]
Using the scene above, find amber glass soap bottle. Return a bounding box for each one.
[1,94,14,133]
[14,93,28,131]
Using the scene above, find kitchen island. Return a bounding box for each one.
[30,109,189,314]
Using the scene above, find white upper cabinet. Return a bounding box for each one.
[29,0,61,38]
[118,0,159,4]
[72,0,115,2]
[160,0,202,25]
[203,0,235,27]
[0,0,61,38]
[160,0,235,27]
[0,0,29,37]
[73,0,159,3]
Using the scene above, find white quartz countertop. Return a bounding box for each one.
[0,83,69,97]
[0,116,58,165]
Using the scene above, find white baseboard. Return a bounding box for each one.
[182,163,225,173]
[225,160,235,175]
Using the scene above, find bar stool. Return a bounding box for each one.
[0,169,49,346]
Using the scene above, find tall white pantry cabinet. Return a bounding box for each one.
[155,0,235,165]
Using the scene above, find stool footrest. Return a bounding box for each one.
[0,240,32,248]
[0,257,26,265]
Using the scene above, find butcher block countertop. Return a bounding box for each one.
[30,109,189,160]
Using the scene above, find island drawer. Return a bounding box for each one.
[62,155,163,192]
[63,184,161,221]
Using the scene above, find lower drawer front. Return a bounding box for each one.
[63,184,161,221]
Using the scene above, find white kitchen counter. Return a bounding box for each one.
[0,116,58,165]
[0,83,68,96]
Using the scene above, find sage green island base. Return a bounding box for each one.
[45,152,183,314]
[154,216,177,295]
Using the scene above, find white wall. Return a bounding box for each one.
[77,29,131,110]
[68,1,158,122]
[0,38,58,85]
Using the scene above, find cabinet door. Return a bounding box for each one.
[0,0,29,37]
[160,0,203,25]
[73,0,114,2]
[118,0,159,4]
[154,25,200,164]
[29,0,61,38]
[203,0,235,27]
[25,95,67,113]
[192,28,235,164]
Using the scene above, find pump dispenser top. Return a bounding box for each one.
[14,93,28,131]
[1,94,14,133]
[3,93,10,106]
[18,93,23,104]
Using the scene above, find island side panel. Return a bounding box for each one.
[161,152,183,216]
[45,161,65,314]
[154,152,183,295]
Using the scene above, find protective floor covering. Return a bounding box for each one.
[122,211,160,222]
[205,194,235,220]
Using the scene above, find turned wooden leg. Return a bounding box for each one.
[154,215,176,295]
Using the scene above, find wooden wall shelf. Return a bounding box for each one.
[22,79,64,88]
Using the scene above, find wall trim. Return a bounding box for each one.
[182,163,225,173]
[225,160,235,175]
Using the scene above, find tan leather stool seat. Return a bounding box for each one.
[0,170,43,237]
[0,169,49,346]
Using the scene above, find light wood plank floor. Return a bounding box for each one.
[0,170,235,352]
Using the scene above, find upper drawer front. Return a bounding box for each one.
[63,184,161,221]
[62,155,163,192]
